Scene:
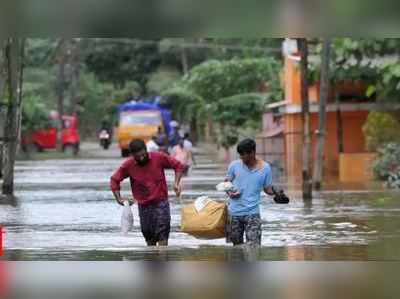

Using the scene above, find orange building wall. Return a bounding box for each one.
[282,55,371,183]
[284,57,325,105]
[340,111,369,153]
[284,56,366,106]
[284,57,301,105]
[284,113,303,183]
[284,110,369,183]
[339,153,376,182]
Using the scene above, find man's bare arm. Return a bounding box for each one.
[112,190,134,206]
[265,186,290,204]
[264,186,274,196]
[174,171,183,197]
[112,190,124,205]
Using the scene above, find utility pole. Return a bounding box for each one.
[0,41,7,179]
[336,95,344,154]
[2,38,25,196]
[313,39,331,190]
[55,38,67,152]
[297,38,313,201]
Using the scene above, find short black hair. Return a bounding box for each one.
[237,138,256,155]
[129,139,146,154]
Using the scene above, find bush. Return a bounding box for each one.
[363,112,400,151]
[180,58,282,103]
[373,143,400,189]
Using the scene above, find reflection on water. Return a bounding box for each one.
[4,261,400,299]
[1,144,400,261]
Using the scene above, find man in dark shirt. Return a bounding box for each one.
[110,139,185,246]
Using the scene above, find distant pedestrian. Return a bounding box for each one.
[154,126,168,150]
[183,132,196,166]
[168,121,182,148]
[171,139,193,176]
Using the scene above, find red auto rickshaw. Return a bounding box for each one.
[22,115,80,155]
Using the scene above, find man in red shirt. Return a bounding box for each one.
[110,139,185,246]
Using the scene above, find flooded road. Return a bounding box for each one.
[1,143,400,261]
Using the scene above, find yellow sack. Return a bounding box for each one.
[181,198,226,239]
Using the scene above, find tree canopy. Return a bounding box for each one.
[309,38,400,102]
[163,57,283,147]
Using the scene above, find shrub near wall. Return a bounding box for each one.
[363,112,400,151]
[373,143,400,189]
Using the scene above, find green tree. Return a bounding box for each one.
[158,38,210,73]
[178,58,282,103]
[146,66,181,95]
[21,95,51,134]
[78,74,142,138]
[25,38,58,67]
[363,112,400,151]
[163,57,282,145]
[309,38,400,103]
[213,93,269,148]
[84,39,161,91]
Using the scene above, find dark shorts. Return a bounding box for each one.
[138,200,171,245]
[226,214,262,246]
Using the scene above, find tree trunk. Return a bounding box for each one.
[313,39,331,191]
[16,39,25,153]
[0,143,3,179]
[70,39,81,115]
[56,39,66,151]
[190,117,198,143]
[2,38,24,196]
[181,45,189,75]
[0,40,6,179]
[57,39,66,128]
[204,113,217,143]
[336,94,344,154]
[298,38,313,201]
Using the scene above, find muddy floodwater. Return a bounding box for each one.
[1,143,400,261]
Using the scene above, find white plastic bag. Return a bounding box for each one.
[216,181,237,193]
[121,200,133,235]
[194,196,212,213]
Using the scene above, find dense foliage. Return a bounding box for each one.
[363,112,400,151]
[373,143,400,189]
[84,39,161,91]
[163,57,282,147]
[310,38,400,102]
[21,95,51,133]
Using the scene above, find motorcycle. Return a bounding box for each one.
[99,129,111,150]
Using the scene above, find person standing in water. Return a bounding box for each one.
[110,139,185,246]
[171,139,193,176]
[225,138,278,246]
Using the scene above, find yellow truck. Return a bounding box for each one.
[117,101,171,157]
